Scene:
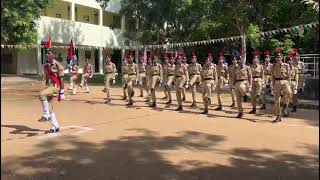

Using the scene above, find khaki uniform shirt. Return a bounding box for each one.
[105,62,117,74]
[150,63,163,80]
[271,62,291,84]
[233,65,252,85]
[188,63,202,75]
[174,64,189,81]
[250,64,264,82]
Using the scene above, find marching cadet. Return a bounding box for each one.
[121,55,129,100]
[288,52,299,112]
[271,48,292,123]
[145,55,152,102]
[249,50,264,114]
[162,53,169,100]
[125,53,139,106]
[181,52,188,101]
[201,52,218,114]
[260,51,273,110]
[149,54,163,107]
[215,51,229,111]
[293,49,305,95]
[174,52,189,111]
[38,49,65,133]
[164,52,176,104]
[228,53,238,107]
[188,51,202,107]
[79,58,93,93]
[233,50,252,118]
[103,55,117,103]
[137,52,147,97]
[68,59,79,95]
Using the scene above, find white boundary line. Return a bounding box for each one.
[37,125,94,140]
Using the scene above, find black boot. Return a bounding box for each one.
[165,99,172,104]
[190,102,197,107]
[126,101,133,106]
[236,112,243,119]
[283,105,289,117]
[229,102,235,107]
[249,108,256,114]
[201,108,208,114]
[122,96,127,100]
[215,106,222,111]
[176,106,183,111]
[243,95,248,102]
[272,116,282,123]
[150,102,156,107]
[260,104,266,110]
[104,99,111,104]
[208,98,211,105]
[182,97,186,102]
[139,94,143,97]
[291,106,297,112]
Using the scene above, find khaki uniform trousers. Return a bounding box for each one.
[105,73,115,99]
[262,75,272,105]
[176,76,187,106]
[40,85,60,102]
[290,81,298,106]
[217,77,224,106]
[274,80,292,116]
[122,74,128,97]
[125,75,136,101]
[298,74,304,90]
[202,79,213,109]
[235,80,249,113]
[138,72,147,96]
[251,78,263,108]
[165,75,175,100]
[189,75,201,102]
[150,75,161,103]
[229,78,236,104]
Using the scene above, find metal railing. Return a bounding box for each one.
[300,54,319,79]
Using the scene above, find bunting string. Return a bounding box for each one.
[1,22,319,50]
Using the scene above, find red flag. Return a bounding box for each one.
[68,38,75,59]
[45,35,52,49]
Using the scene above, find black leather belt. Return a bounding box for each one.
[139,71,145,73]
[152,74,159,76]
[106,72,114,74]
[128,73,136,75]
[299,73,303,74]
[203,78,212,80]
[236,79,247,82]
[275,78,285,80]
[253,76,260,78]
[175,75,182,78]
[190,74,200,75]
[168,74,174,76]
[291,79,296,81]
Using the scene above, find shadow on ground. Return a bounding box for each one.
[1,128,318,180]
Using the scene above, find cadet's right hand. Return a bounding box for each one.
[112,79,116,85]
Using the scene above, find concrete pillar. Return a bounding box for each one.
[37,40,43,76]
[99,47,103,74]
[71,2,75,21]
[99,9,103,26]
[121,16,126,31]
[16,51,22,75]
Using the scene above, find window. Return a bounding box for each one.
[85,51,91,59]
[94,11,99,25]
[83,15,89,22]
[56,13,62,18]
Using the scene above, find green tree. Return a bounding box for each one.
[1,0,52,45]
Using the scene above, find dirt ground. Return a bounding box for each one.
[1,81,319,180]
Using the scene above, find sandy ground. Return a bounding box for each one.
[1,81,319,180]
